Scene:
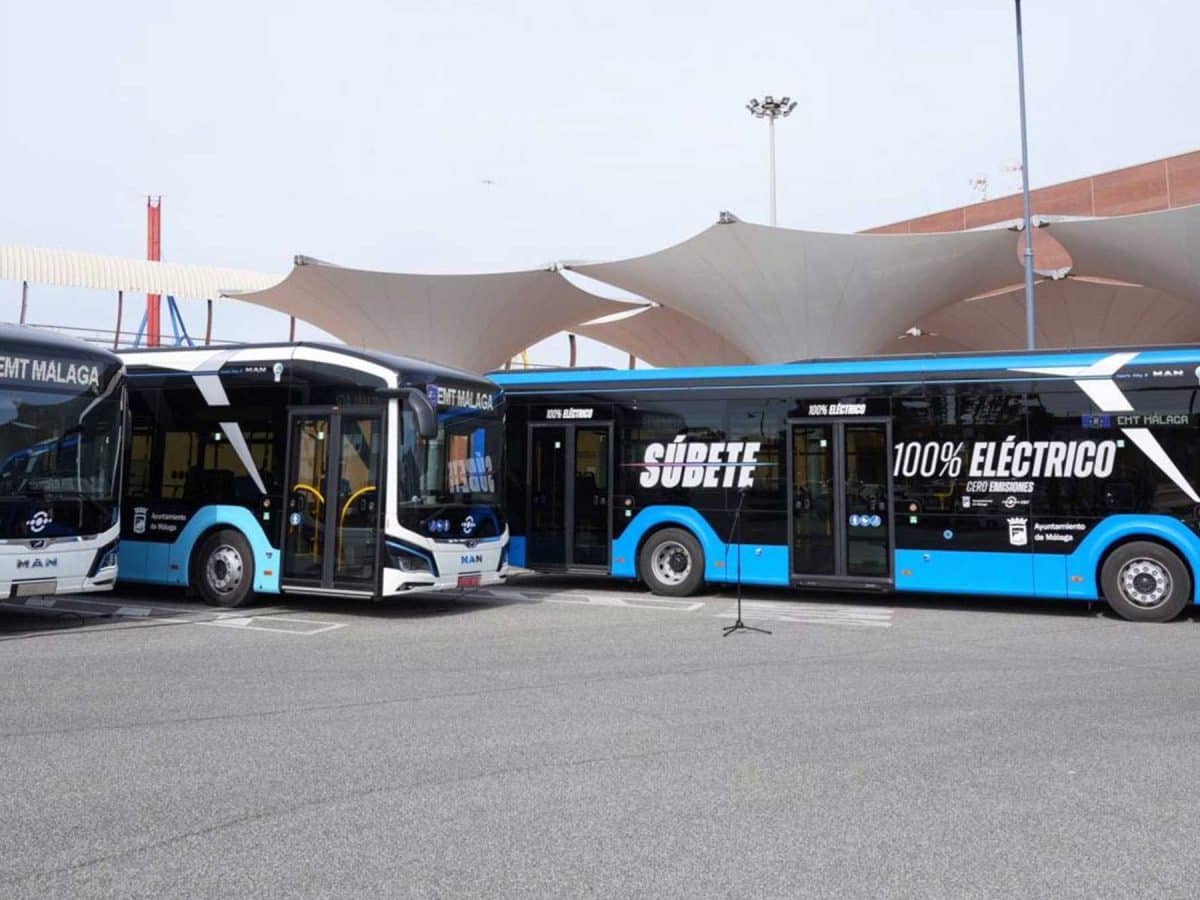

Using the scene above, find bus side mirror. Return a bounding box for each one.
[404,388,438,440]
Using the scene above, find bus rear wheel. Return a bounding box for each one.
[1101,541,1190,623]
[639,528,705,597]
[194,529,256,608]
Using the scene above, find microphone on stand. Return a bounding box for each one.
[722,483,771,637]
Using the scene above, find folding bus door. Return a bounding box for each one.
[526,423,612,570]
[788,419,893,588]
[283,407,384,597]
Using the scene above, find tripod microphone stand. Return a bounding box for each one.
[722,485,771,637]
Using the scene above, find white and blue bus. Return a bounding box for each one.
[119,344,508,606]
[0,324,125,599]
[495,347,1200,622]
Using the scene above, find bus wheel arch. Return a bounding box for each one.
[191,527,257,608]
[1097,536,1192,623]
[637,525,707,597]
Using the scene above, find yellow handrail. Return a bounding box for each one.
[292,483,325,559]
[292,483,325,504]
[337,485,377,568]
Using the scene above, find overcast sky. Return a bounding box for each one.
[2,0,1198,365]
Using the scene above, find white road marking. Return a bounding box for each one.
[542,593,705,612]
[23,596,57,608]
[115,606,153,618]
[197,613,348,636]
[49,596,211,616]
[716,600,893,628]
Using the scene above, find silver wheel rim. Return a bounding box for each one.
[206,544,245,595]
[1118,557,1172,609]
[652,541,692,586]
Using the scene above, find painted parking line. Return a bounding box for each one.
[22,595,206,617]
[2,596,347,636]
[540,592,705,612]
[197,613,348,636]
[462,586,703,612]
[715,600,893,628]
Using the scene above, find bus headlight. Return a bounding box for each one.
[88,540,120,578]
[386,542,436,576]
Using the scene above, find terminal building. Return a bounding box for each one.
[2,150,1199,372]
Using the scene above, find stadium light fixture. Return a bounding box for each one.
[746,95,797,227]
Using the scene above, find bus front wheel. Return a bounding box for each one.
[194,529,256,608]
[639,528,705,597]
[1100,541,1191,623]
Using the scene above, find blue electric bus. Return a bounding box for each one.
[495,347,1200,622]
[0,324,125,599]
[119,344,508,606]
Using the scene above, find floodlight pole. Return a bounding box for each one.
[1014,0,1037,349]
[768,116,777,227]
[746,95,797,227]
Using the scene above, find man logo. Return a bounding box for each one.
[17,557,57,569]
[26,510,52,533]
[460,554,483,566]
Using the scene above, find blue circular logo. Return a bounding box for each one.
[943,529,954,540]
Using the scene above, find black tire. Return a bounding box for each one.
[639,528,705,597]
[1100,541,1190,623]
[193,529,256,608]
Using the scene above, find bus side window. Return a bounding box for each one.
[160,431,194,500]
[126,426,155,498]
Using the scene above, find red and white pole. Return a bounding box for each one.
[146,196,162,346]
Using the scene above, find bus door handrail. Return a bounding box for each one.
[292,483,325,560]
[338,485,377,568]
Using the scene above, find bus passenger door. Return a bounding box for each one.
[283,408,384,596]
[572,426,611,567]
[526,423,612,570]
[332,413,383,589]
[283,413,330,584]
[788,419,893,588]
[527,426,567,567]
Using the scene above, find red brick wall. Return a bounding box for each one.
[863,150,1200,234]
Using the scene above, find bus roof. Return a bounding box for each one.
[492,344,1200,391]
[120,341,496,388]
[0,323,122,366]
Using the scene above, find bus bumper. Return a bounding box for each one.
[380,566,509,595]
[0,535,120,598]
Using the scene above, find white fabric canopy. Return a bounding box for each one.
[573,214,1024,363]
[897,277,1200,353]
[8,203,1200,370]
[574,303,753,367]
[0,244,280,299]
[1048,203,1200,303]
[228,256,637,372]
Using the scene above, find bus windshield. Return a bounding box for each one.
[0,383,123,540]
[400,408,503,506]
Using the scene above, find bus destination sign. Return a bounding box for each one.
[0,355,102,389]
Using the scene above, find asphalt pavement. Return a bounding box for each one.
[2,577,1199,898]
